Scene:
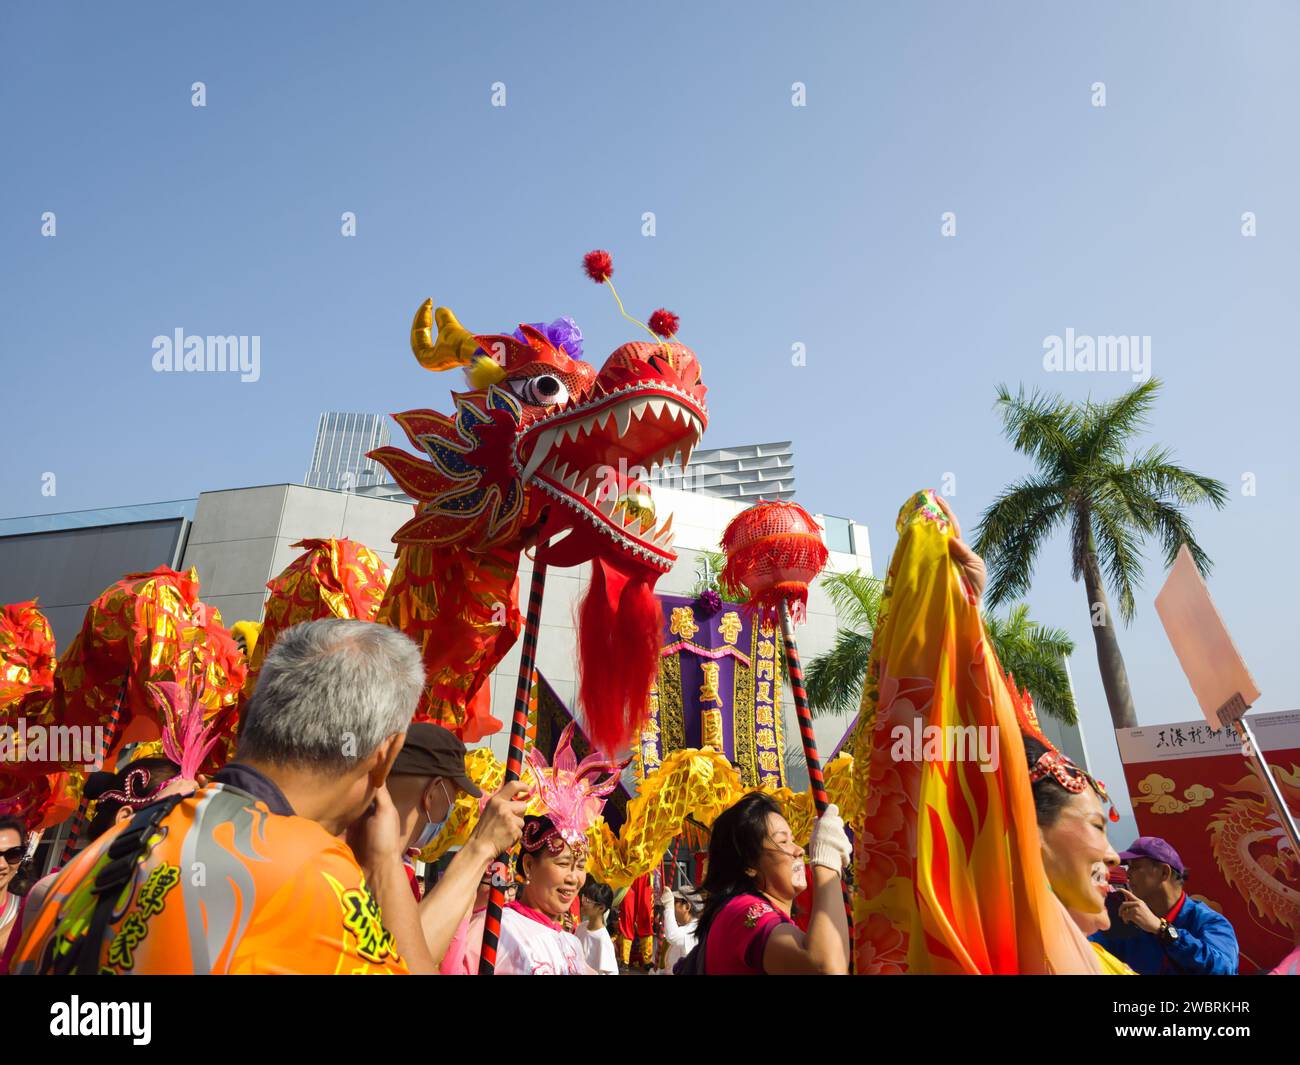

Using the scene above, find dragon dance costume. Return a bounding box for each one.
[369,251,707,753]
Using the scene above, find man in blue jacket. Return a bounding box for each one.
[1091,837,1239,975]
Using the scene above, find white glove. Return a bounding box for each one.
[808,803,852,872]
[659,888,675,908]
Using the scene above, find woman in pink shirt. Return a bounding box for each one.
[696,793,851,975]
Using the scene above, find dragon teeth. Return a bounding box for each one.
[520,428,558,483]
[615,402,633,437]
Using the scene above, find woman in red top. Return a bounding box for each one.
[698,793,851,975]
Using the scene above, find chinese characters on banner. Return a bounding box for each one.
[638,594,786,789]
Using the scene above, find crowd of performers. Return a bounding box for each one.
[0,494,1271,976]
[0,252,1289,976]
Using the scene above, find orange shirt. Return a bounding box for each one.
[12,782,409,975]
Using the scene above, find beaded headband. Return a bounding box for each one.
[97,766,168,809]
[522,818,576,858]
[1029,749,1121,822]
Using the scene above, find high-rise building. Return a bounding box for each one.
[643,440,795,502]
[303,412,390,491]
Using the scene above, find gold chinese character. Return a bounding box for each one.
[701,709,724,752]
[669,606,698,640]
[755,705,775,726]
[756,727,776,749]
[719,611,743,646]
[758,751,779,772]
[757,660,775,681]
[757,639,775,659]
[756,681,772,704]
[699,661,722,705]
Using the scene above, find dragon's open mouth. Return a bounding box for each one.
[514,380,706,569]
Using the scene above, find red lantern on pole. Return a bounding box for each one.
[718,500,829,625]
[720,501,852,936]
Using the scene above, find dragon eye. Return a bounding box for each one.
[510,374,568,407]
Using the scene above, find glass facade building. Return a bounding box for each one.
[304,412,391,491]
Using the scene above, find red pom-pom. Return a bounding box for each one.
[648,308,680,337]
[583,249,613,283]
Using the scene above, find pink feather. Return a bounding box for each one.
[149,681,221,780]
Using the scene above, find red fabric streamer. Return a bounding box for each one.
[576,557,663,754]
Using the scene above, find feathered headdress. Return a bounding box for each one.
[147,680,223,781]
[522,723,626,857]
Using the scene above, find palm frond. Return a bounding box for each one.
[984,604,1078,725]
[805,628,873,717]
[1089,499,1145,623]
[820,570,884,632]
[993,384,1078,476]
[975,479,1068,610]
[1079,379,1161,465]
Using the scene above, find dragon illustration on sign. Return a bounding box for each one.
[1208,766,1300,937]
[369,284,707,751]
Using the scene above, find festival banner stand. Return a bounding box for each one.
[1155,544,1300,856]
[639,592,787,789]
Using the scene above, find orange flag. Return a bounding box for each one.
[851,490,1098,974]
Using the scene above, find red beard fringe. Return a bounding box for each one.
[576,559,663,755]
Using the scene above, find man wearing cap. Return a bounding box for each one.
[1090,836,1239,975]
[388,722,528,967]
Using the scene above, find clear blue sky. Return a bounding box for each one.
[3,1,1298,831]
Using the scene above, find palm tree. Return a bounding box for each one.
[805,570,883,716]
[974,379,1228,729]
[805,570,1080,724]
[981,604,1077,725]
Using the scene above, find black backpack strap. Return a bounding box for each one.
[43,793,185,976]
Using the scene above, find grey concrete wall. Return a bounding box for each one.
[0,519,188,647]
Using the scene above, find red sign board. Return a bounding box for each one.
[1114,710,1300,973]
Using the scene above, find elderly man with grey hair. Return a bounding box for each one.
[14,618,525,975]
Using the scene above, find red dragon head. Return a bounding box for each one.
[370,300,708,751]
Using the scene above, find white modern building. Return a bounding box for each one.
[644,440,797,503]
[176,481,874,779]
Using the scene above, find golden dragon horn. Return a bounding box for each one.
[410,299,481,372]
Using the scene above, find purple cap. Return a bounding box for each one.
[1118,836,1185,875]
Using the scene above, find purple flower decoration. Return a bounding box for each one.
[514,317,584,360]
[696,589,723,617]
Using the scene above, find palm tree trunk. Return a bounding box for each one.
[1081,549,1138,729]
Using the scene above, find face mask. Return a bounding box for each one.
[414,780,453,849]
